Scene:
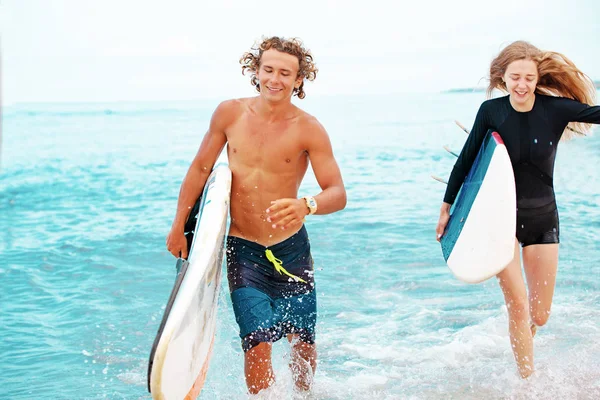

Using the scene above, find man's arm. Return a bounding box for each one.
[166,101,233,258]
[265,117,346,230]
[304,118,347,215]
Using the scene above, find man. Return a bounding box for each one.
[166,36,346,394]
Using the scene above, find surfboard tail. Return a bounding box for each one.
[183,336,216,400]
[147,259,190,392]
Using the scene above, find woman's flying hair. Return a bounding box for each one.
[488,40,596,139]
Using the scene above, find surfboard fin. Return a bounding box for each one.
[183,194,203,258]
[443,145,459,158]
[454,120,470,135]
[431,175,448,185]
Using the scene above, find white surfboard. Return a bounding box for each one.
[148,150,231,399]
[440,131,516,283]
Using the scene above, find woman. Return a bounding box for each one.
[435,40,600,378]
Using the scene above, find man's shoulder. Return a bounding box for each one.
[211,98,253,127]
[296,108,326,134]
[215,98,249,114]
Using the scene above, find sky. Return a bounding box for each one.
[2,0,600,104]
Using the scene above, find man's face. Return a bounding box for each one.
[256,49,302,102]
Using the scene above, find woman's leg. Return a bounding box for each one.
[522,244,559,328]
[497,240,534,378]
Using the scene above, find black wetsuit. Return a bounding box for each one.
[444,94,600,246]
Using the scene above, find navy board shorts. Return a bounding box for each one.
[226,225,317,352]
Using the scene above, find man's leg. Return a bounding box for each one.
[231,287,279,395]
[244,342,274,394]
[287,335,317,391]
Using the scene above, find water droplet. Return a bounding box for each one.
[549,141,553,145]
[534,138,538,144]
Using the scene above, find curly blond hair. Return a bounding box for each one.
[488,40,596,139]
[240,36,318,99]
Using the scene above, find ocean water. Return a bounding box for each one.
[1,92,599,400]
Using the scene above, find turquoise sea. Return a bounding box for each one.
[1,92,599,399]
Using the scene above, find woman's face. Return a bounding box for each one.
[504,59,538,110]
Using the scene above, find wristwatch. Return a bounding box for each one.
[303,196,318,215]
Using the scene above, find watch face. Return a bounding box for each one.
[304,196,317,214]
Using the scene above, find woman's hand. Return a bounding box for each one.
[436,203,452,241]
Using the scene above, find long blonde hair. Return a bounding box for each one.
[487,41,596,139]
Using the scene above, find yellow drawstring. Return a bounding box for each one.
[265,249,307,283]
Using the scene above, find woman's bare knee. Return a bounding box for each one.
[531,308,551,327]
[506,298,529,324]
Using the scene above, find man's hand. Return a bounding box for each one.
[166,228,188,259]
[266,198,309,230]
